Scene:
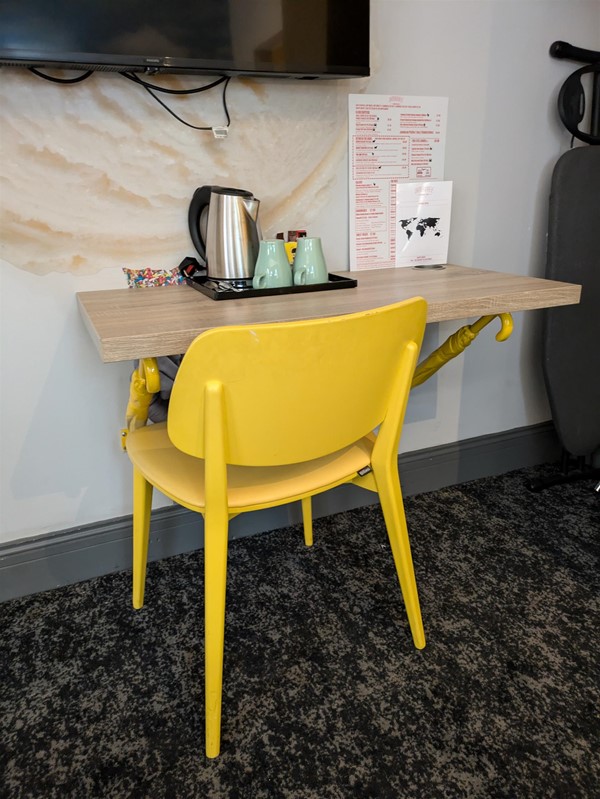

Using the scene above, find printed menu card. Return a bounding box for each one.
[349,94,448,270]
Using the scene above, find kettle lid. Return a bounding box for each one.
[213,186,254,198]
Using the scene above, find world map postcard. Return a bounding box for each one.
[395,181,453,268]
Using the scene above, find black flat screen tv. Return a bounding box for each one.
[0,0,370,79]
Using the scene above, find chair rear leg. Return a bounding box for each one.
[132,466,153,609]
[301,496,313,546]
[204,508,229,758]
[374,466,425,649]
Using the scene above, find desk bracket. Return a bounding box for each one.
[411,313,513,388]
[120,357,160,449]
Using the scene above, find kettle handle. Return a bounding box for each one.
[188,186,214,263]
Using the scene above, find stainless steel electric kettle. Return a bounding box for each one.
[188,186,261,283]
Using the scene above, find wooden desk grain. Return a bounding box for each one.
[77,265,581,363]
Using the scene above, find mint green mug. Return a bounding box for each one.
[252,239,293,289]
[293,237,328,285]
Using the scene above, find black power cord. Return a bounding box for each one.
[120,72,227,95]
[28,66,232,132]
[121,72,231,131]
[28,67,94,83]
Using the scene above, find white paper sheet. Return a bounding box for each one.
[396,181,453,268]
[349,94,448,270]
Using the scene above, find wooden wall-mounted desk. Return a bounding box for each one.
[77,265,581,364]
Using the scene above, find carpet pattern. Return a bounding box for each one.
[1,463,599,798]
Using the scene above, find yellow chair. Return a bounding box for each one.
[125,297,427,758]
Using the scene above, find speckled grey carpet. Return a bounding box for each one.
[2,463,599,799]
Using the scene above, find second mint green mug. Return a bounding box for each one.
[293,237,329,285]
[252,239,293,289]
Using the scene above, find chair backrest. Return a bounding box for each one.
[167,297,427,466]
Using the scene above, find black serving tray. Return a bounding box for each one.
[185,272,358,301]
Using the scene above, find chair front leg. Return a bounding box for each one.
[204,507,229,758]
[132,467,153,609]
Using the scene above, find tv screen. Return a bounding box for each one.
[0,0,370,79]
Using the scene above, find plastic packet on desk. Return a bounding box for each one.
[123,267,184,288]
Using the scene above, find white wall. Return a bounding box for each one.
[1,1,598,543]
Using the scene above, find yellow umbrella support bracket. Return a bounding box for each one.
[411,313,513,388]
[120,357,160,450]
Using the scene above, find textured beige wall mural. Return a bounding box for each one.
[0,69,367,276]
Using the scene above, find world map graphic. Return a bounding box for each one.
[399,217,442,240]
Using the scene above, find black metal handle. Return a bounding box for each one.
[550,41,600,64]
[551,42,600,143]
[188,185,214,263]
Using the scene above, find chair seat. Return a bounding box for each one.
[127,422,375,512]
